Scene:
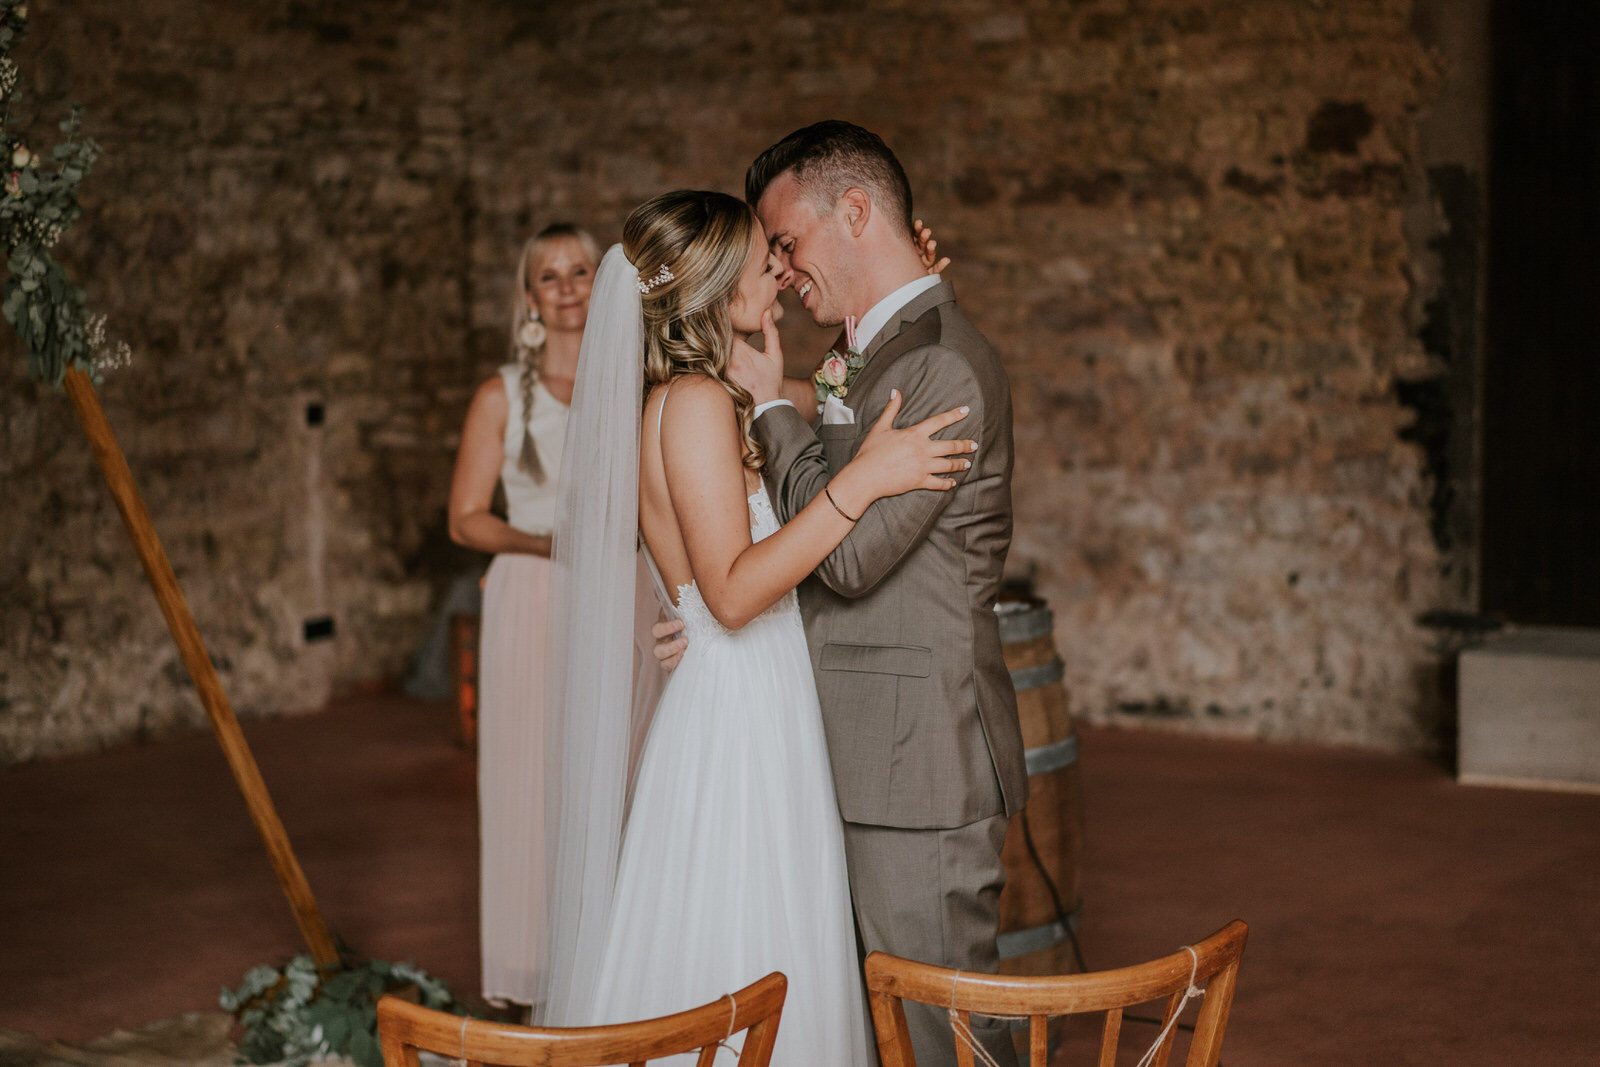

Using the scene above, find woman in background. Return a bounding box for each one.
[448,223,600,1011]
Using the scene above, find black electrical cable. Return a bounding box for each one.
[1017,796,1200,1043]
[1017,807,1087,972]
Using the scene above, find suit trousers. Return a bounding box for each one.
[843,814,1018,1067]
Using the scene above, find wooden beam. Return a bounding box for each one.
[63,366,339,968]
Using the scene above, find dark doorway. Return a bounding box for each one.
[1482,1,1600,625]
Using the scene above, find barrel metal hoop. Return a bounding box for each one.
[996,910,1081,960]
[1009,658,1065,691]
[997,607,1054,644]
[1023,734,1078,777]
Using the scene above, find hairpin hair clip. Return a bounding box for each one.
[637,265,674,294]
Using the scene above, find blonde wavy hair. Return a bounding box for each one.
[623,190,764,470]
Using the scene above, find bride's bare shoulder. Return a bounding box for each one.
[656,374,737,437]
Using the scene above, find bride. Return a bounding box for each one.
[533,189,974,1063]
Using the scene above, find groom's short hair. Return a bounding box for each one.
[746,120,915,237]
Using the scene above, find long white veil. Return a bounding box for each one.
[533,243,670,1022]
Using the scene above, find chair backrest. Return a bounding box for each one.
[864,920,1247,1067]
[377,971,786,1067]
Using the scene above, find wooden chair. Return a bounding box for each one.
[864,920,1247,1067]
[376,972,786,1067]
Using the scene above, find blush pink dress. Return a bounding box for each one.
[477,364,566,1006]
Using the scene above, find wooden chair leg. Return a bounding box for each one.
[738,1009,782,1066]
[1185,959,1240,1067]
[1098,1007,1122,1067]
[449,612,479,747]
[868,991,918,1067]
[1150,988,1185,1067]
[1028,1015,1048,1067]
[953,1009,976,1067]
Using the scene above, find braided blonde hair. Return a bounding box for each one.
[510,223,602,481]
[622,190,764,471]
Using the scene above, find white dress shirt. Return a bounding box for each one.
[755,272,942,420]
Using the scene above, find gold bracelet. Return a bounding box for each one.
[823,487,861,523]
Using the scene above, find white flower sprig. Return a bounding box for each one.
[85,311,131,372]
[0,0,130,385]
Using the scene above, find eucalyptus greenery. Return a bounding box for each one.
[221,954,464,1067]
[0,0,127,386]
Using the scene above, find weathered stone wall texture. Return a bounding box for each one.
[1,0,1453,761]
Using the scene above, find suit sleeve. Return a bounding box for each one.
[754,345,982,598]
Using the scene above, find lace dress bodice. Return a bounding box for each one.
[673,485,799,642]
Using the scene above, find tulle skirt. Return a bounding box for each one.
[577,588,872,1066]
[477,552,551,1006]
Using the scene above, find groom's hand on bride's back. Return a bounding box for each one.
[651,617,688,672]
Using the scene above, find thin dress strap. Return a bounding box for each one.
[643,379,680,613]
[656,379,674,449]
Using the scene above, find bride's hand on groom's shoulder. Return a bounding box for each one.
[915,219,951,276]
[729,308,784,406]
[841,390,977,505]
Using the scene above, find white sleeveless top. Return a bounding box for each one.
[498,363,568,535]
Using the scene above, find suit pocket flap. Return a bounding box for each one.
[817,422,861,441]
[819,642,933,677]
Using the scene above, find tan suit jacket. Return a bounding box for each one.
[755,279,1028,829]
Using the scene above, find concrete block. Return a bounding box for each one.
[1459,627,1600,792]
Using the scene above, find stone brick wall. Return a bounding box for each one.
[1,0,470,760]
[1,0,1470,762]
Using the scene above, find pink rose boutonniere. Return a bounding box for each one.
[814,315,866,404]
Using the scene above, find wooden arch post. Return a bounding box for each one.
[62,366,339,968]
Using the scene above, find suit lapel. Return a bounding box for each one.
[846,280,957,416]
[863,278,956,361]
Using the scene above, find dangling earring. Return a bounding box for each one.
[519,307,547,349]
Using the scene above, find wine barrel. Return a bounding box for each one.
[995,596,1084,978]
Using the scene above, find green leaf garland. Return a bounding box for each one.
[221,954,465,1067]
[0,0,127,386]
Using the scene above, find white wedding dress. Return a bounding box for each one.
[576,484,872,1067]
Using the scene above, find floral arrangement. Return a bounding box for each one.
[221,954,465,1067]
[814,314,864,403]
[0,0,127,385]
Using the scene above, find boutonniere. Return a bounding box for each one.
[814,315,866,403]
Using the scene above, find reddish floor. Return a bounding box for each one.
[1,696,1597,1063]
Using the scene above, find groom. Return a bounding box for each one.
[738,121,1027,1067]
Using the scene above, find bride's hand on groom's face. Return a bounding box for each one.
[729,308,784,405]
